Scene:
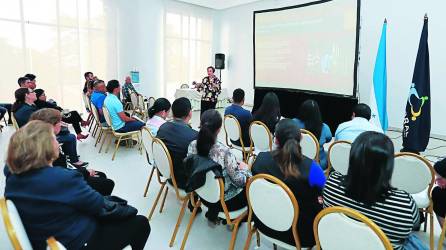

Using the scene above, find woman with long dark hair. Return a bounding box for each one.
[12,88,38,127]
[187,109,251,222]
[323,132,426,250]
[252,119,326,247]
[146,98,171,135]
[293,99,332,169]
[252,92,281,133]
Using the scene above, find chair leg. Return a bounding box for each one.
[105,134,113,153]
[243,228,254,250]
[229,219,243,250]
[143,167,156,197]
[273,243,277,250]
[99,133,108,153]
[95,129,103,147]
[256,230,260,247]
[159,186,169,213]
[430,211,434,250]
[147,183,166,220]
[424,210,428,232]
[169,197,189,247]
[88,114,94,132]
[92,123,99,137]
[112,136,122,161]
[180,200,201,250]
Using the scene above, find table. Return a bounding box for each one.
[174,88,230,111]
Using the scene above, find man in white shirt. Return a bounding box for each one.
[335,103,383,142]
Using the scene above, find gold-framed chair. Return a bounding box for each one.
[249,120,273,159]
[82,94,95,133]
[102,106,142,160]
[181,171,247,250]
[392,152,436,250]
[0,197,34,249]
[438,222,446,250]
[300,129,320,162]
[141,127,156,197]
[313,206,393,250]
[224,115,249,162]
[148,138,190,247]
[244,174,300,250]
[90,104,112,153]
[326,140,352,176]
[46,237,66,250]
[11,113,19,130]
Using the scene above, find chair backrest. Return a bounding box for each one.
[300,129,320,161]
[195,171,222,204]
[147,97,156,109]
[46,237,67,250]
[314,206,393,250]
[141,127,155,165]
[249,121,273,153]
[247,174,300,247]
[391,152,435,195]
[90,103,101,125]
[180,83,189,89]
[152,138,183,194]
[11,113,19,130]
[81,93,90,112]
[223,115,243,147]
[327,141,352,175]
[0,198,33,250]
[130,92,139,109]
[102,106,113,128]
[137,94,146,110]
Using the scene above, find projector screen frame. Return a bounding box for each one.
[253,0,361,98]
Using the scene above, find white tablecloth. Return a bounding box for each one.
[174,88,230,111]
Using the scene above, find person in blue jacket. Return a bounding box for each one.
[4,121,150,250]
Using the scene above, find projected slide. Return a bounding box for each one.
[254,0,358,96]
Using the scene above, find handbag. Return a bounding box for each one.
[98,196,138,221]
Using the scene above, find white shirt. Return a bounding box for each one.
[334,117,383,142]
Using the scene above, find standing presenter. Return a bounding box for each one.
[195,66,221,116]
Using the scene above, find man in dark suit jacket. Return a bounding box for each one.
[157,97,198,189]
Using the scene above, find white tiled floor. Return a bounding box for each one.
[0,109,445,249]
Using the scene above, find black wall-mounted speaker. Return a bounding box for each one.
[215,53,225,69]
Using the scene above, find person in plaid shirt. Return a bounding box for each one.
[122,76,138,102]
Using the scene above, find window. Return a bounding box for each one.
[0,0,117,111]
[164,11,213,100]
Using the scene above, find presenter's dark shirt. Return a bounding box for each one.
[157,119,198,189]
[224,104,252,146]
[14,103,38,127]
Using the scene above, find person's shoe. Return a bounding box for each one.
[77,133,89,141]
[81,120,90,127]
[71,161,89,168]
[188,200,202,214]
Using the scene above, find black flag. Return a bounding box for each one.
[402,15,430,153]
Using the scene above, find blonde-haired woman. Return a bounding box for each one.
[4,121,150,250]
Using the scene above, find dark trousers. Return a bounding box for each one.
[116,121,145,133]
[62,111,84,134]
[0,103,12,124]
[200,100,217,116]
[57,132,79,163]
[84,171,115,196]
[83,215,150,250]
[201,188,247,221]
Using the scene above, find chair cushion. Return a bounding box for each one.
[259,231,296,250]
[412,189,430,209]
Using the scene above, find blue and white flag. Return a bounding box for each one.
[370,19,388,132]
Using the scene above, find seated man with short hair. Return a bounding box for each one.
[90,80,108,126]
[224,88,252,147]
[157,97,198,189]
[334,103,383,142]
[103,79,144,133]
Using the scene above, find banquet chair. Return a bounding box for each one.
[224,115,249,161]
[313,206,392,250]
[326,141,352,176]
[90,104,112,152]
[438,221,446,250]
[11,113,19,130]
[300,129,319,162]
[249,121,273,159]
[46,237,67,250]
[147,96,156,109]
[181,171,247,250]
[82,94,95,133]
[180,83,189,89]
[148,138,190,247]
[391,152,435,250]
[102,106,142,160]
[141,127,156,197]
[244,174,300,250]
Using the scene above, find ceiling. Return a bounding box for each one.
[175,0,263,10]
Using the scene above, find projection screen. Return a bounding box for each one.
[254,0,359,97]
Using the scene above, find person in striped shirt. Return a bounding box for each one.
[323,131,427,250]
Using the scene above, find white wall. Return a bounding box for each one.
[214,0,446,136]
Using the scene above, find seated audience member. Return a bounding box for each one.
[34,89,89,140]
[432,158,446,229]
[29,108,114,195]
[157,97,198,189]
[90,80,108,125]
[224,88,252,147]
[252,119,326,248]
[24,73,37,89]
[17,76,32,88]
[4,121,150,250]
[188,109,251,222]
[252,92,281,134]
[323,131,426,250]
[334,103,383,142]
[104,80,145,133]
[122,76,138,103]
[146,98,171,135]
[83,71,95,96]
[12,88,37,127]
[293,100,332,169]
